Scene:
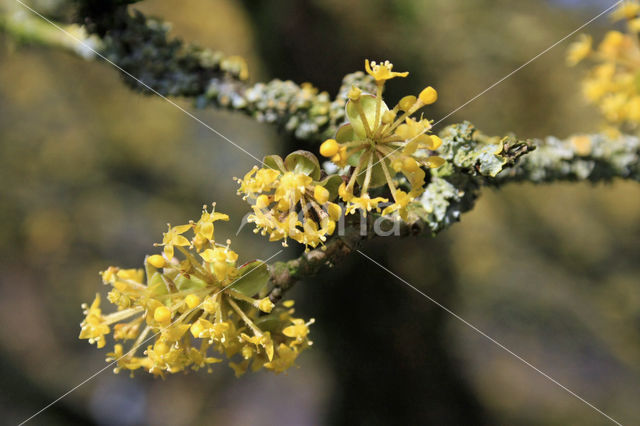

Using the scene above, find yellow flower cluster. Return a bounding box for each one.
[236,151,342,250]
[79,205,313,377]
[319,60,444,219]
[568,1,640,131]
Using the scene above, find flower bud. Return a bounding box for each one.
[381,110,396,124]
[185,294,201,310]
[255,194,270,209]
[147,254,165,268]
[154,306,172,324]
[398,95,417,111]
[320,139,340,157]
[419,87,438,105]
[314,185,330,204]
[348,86,362,101]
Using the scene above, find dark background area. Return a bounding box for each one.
[1,0,639,424]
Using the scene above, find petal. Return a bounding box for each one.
[173,224,192,234]
[200,248,216,263]
[200,222,214,240]
[173,235,190,246]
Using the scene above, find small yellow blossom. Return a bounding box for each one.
[570,135,592,156]
[79,294,110,348]
[191,204,229,251]
[365,59,408,81]
[258,297,275,313]
[567,34,592,66]
[264,344,299,374]
[157,223,191,259]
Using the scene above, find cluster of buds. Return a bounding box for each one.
[568,1,640,132]
[79,205,313,377]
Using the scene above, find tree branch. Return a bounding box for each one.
[267,125,640,299]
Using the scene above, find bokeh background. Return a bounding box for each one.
[1,0,639,424]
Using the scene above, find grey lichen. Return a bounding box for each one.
[411,122,533,233]
[414,177,470,233]
[436,121,534,178]
[497,133,640,183]
[213,71,375,141]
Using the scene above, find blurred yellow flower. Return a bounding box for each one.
[567,34,592,66]
[569,2,640,130]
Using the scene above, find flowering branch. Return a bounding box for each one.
[267,122,534,299]
[8,0,640,379]
[267,126,640,299]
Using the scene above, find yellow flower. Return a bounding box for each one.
[365,59,408,81]
[80,205,313,377]
[79,294,110,348]
[264,344,299,374]
[598,31,631,59]
[342,186,388,216]
[200,245,238,280]
[157,223,191,259]
[241,332,274,361]
[191,204,229,251]
[282,318,315,347]
[570,135,592,156]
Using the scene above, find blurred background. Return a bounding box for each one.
[1,0,639,424]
